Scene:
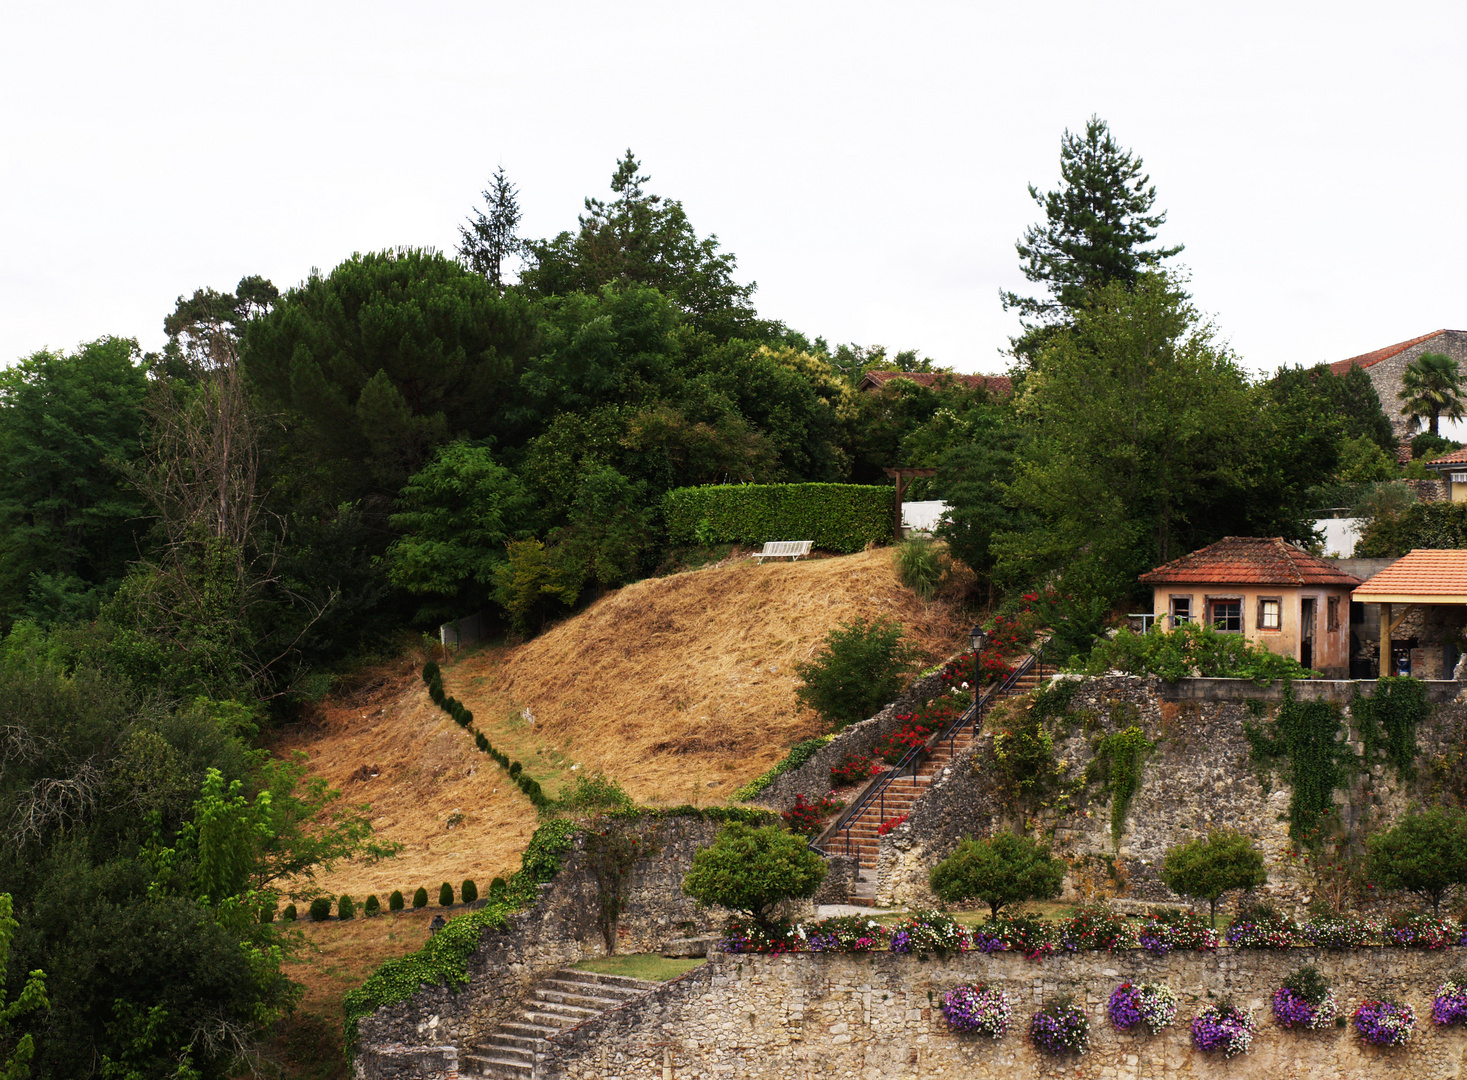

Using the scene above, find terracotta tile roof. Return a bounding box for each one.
[858,370,1013,396]
[1139,537,1362,587]
[1426,447,1467,467]
[1353,550,1467,598]
[1328,330,1446,375]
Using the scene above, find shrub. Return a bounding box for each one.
[1366,807,1467,915]
[1192,1000,1255,1057]
[461,880,478,905]
[894,536,946,599]
[781,792,842,837]
[1077,622,1316,684]
[282,904,297,922]
[1029,996,1089,1056]
[412,887,428,909]
[1137,908,1218,956]
[364,894,381,918]
[309,897,332,922]
[682,823,827,927]
[1109,982,1178,1035]
[1225,904,1299,948]
[1353,999,1417,1046]
[941,983,1011,1038]
[1160,831,1267,927]
[439,882,454,907]
[929,830,1065,918]
[1061,903,1137,952]
[733,735,835,801]
[489,877,507,899]
[388,890,404,912]
[794,617,918,728]
[877,812,908,836]
[338,894,355,920]
[873,720,937,764]
[830,753,881,786]
[663,483,893,554]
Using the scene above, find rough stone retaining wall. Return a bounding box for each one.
[878,675,1467,912]
[538,947,1467,1078]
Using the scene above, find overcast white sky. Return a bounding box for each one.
[4,1,1465,381]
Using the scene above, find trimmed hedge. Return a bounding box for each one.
[388,890,404,912]
[664,483,893,553]
[422,663,547,807]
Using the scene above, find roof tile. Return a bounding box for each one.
[1353,550,1467,597]
[1139,537,1361,587]
[1328,330,1446,376]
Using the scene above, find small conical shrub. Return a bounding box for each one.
[260,902,276,923]
[364,894,381,917]
[422,660,440,683]
[439,882,454,907]
[489,877,506,899]
[309,897,332,922]
[509,761,522,778]
[338,894,355,920]
[389,890,404,912]
[461,879,478,905]
[283,904,298,922]
[475,732,489,752]
[412,887,429,909]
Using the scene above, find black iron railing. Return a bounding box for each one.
[812,644,1045,857]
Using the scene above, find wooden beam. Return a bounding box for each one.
[1379,602,1390,678]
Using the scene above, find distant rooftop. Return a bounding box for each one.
[1139,536,1362,588]
[1426,447,1467,467]
[1328,330,1450,375]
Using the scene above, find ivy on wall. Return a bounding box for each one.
[1245,690,1355,842]
[1086,723,1156,849]
[1353,676,1426,781]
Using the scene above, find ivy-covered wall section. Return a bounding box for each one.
[876,675,1466,914]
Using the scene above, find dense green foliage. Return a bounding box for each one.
[1160,832,1267,927]
[461,880,478,905]
[1077,623,1318,684]
[664,483,892,553]
[1354,677,1426,780]
[0,893,49,1080]
[794,617,918,728]
[681,823,827,926]
[1354,501,1467,557]
[732,736,835,801]
[928,831,1066,918]
[1087,726,1156,848]
[1245,691,1355,841]
[1365,808,1467,915]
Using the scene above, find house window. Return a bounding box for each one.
[1170,596,1192,625]
[1327,596,1340,631]
[1452,473,1467,484]
[1257,597,1281,630]
[1210,599,1242,633]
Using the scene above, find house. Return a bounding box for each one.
[1351,549,1467,679]
[857,370,1013,396]
[1423,448,1467,502]
[1139,537,1361,677]
[1329,329,1467,444]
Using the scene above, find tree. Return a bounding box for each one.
[681,823,826,927]
[794,617,918,728]
[1001,116,1182,363]
[548,467,655,595]
[0,893,48,1080]
[928,831,1065,919]
[457,166,523,288]
[1160,831,1267,927]
[1365,807,1467,915]
[1399,352,1465,437]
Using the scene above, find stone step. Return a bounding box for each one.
[484,1033,539,1055]
[498,1020,561,1039]
[534,987,633,1010]
[521,1007,592,1028]
[548,969,661,993]
[524,1000,602,1022]
[461,1051,533,1078]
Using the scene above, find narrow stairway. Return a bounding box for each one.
[833,667,1044,903]
[462,968,660,1079]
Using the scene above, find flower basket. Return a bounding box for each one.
[1272,987,1339,1030]
[1029,998,1088,1056]
[1192,1003,1255,1057]
[1432,974,1467,1027]
[1353,999,1417,1046]
[941,983,1012,1038]
[1109,982,1178,1035]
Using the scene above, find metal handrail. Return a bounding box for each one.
[812,644,1045,857]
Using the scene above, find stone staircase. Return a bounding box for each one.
[825,666,1045,903]
[461,968,660,1078]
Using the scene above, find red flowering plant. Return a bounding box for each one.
[877,812,909,836]
[781,792,843,837]
[830,753,883,787]
[873,721,935,764]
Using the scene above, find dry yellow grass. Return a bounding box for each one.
[447,547,967,804]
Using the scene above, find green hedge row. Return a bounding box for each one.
[664,483,894,553]
[423,662,547,806]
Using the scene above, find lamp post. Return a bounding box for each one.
[970,623,988,690]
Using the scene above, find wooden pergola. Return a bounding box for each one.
[883,467,936,541]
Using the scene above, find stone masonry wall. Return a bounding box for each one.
[538,947,1467,1079]
[1357,329,1467,439]
[878,675,1467,913]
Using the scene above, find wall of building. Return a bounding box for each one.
[1358,330,1467,439]
[1149,585,1353,677]
[537,948,1467,1079]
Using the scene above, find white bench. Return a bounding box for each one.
[755,540,813,564]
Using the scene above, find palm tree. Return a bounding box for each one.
[1398,352,1465,437]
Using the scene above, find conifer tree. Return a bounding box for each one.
[457,166,523,288]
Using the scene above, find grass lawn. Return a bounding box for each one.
[574,954,707,982]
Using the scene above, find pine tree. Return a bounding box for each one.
[1001,116,1182,364]
[457,166,523,287]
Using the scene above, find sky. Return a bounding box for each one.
[4,1,1465,381]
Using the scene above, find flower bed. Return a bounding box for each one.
[1387,914,1458,950]
[889,910,969,956]
[1192,1002,1255,1057]
[781,791,842,836]
[941,983,1011,1038]
[805,915,887,953]
[1062,904,1139,952]
[1353,999,1417,1046]
[1138,909,1218,956]
[1301,915,1385,948]
[1432,972,1467,1027]
[829,753,883,787]
[1224,910,1299,949]
[1108,982,1177,1035]
[1029,997,1088,1056]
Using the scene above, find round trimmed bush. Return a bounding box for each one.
[364,894,381,917]
[412,887,429,909]
[309,897,332,922]
[283,904,297,922]
[260,901,276,923]
[439,882,454,906]
[489,877,507,899]
[461,879,478,905]
[338,894,355,920]
[389,890,404,912]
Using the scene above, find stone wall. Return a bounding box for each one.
[878,675,1467,912]
[1353,329,1467,439]
[355,817,730,1065]
[538,947,1467,1079]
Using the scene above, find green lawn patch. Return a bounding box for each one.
[573,954,706,982]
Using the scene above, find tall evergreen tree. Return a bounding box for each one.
[457,166,523,288]
[1001,116,1182,364]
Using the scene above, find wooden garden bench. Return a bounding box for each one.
[754,540,813,563]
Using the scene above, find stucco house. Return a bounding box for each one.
[1139,537,1361,677]
[1329,329,1467,445]
[1423,447,1467,502]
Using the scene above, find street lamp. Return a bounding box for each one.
[970,624,988,691]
